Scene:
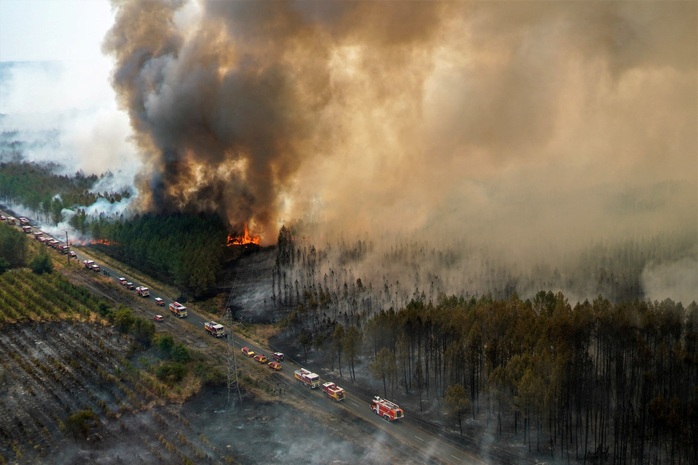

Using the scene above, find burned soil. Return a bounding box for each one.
[0,321,423,465]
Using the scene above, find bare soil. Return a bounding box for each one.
[0,248,425,465]
[0,319,427,465]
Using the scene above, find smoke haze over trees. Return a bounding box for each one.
[104,1,696,253]
[2,1,697,304]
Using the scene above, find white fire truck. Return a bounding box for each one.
[83,259,100,272]
[321,382,345,401]
[294,368,320,389]
[204,321,226,338]
[370,396,404,422]
[169,301,187,318]
[136,286,150,297]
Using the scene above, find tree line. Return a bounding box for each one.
[274,229,697,464]
[92,213,229,297]
[0,222,53,275]
[285,291,697,464]
[273,231,696,313]
[0,160,130,225]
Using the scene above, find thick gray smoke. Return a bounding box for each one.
[104,1,696,266]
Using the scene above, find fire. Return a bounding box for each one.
[70,238,118,246]
[227,224,260,246]
[91,239,118,246]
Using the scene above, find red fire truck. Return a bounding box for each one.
[322,382,345,401]
[370,396,404,422]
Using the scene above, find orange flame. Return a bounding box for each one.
[90,239,118,246]
[227,224,260,246]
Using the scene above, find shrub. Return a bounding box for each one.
[157,334,175,356]
[131,317,155,347]
[29,252,53,275]
[63,409,99,440]
[112,306,135,333]
[0,256,9,274]
[156,362,187,384]
[171,343,190,363]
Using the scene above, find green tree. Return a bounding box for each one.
[156,362,187,384]
[157,334,175,356]
[131,317,155,347]
[0,256,9,274]
[0,223,28,267]
[30,252,53,274]
[445,384,471,436]
[370,347,396,398]
[112,306,135,333]
[343,325,362,382]
[50,197,64,225]
[171,343,190,363]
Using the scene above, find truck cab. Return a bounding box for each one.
[204,321,226,338]
[322,382,346,401]
[136,286,150,297]
[169,301,187,318]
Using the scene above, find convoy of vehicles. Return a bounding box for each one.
[169,301,187,318]
[204,321,226,338]
[2,210,409,432]
[294,368,321,389]
[370,396,404,422]
[322,382,346,402]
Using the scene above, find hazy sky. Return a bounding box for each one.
[0,0,137,183]
[0,0,113,62]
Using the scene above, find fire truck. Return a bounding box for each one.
[204,321,226,338]
[136,286,150,297]
[370,396,404,422]
[83,259,100,272]
[294,368,321,389]
[169,301,187,318]
[321,382,345,401]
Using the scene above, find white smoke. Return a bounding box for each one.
[641,257,698,304]
[0,60,139,185]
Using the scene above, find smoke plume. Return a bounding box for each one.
[104,1,697,256]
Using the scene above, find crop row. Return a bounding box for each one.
[0,269,99,323]
[0,323,135,462]
[0,320,227,463]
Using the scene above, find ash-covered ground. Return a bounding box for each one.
[0,322,422,465]
[182,387,422,465]
[225,246,279,323]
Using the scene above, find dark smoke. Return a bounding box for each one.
[104,0,697,263]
